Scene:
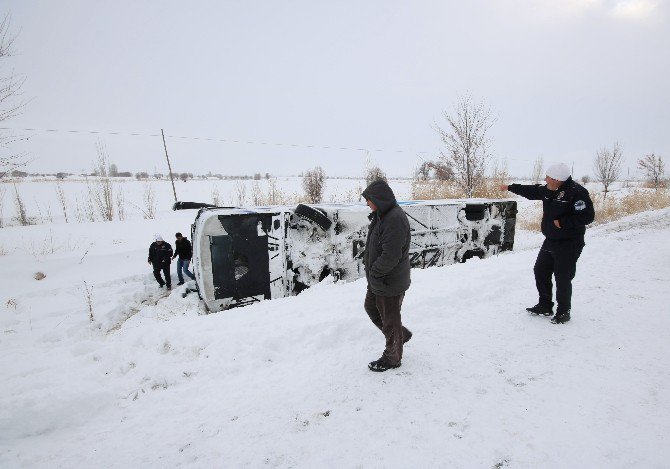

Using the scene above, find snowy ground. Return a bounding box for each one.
[1,201,669,467]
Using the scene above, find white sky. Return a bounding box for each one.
[3,0,669,178]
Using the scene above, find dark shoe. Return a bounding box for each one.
[177,281,185,286]
[166,285,172,291]
[158,283,165,288]
[551,312,571,324]
[368,358,401,372]
[526,303,554,316]
[403,330,413,344]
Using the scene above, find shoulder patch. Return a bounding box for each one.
[574,200,586,211]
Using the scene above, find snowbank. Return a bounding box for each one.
[0,207,668,468]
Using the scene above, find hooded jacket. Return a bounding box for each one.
[361,180,411,296]
[508,176,594,241]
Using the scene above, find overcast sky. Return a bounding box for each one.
[3,0,669,178]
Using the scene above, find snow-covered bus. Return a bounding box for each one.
[178,199,517,312]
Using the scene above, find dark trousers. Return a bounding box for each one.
[534,239,584,314]
[153,263,171,287]
[364,289,409,365]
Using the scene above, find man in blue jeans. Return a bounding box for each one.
[172,232,196,285]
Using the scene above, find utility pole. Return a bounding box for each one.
[161,129,178,203]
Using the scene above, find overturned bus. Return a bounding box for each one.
[182,199,517,312]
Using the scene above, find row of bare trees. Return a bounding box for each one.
[593,143,665,198]
[300,161,389,204]
[638,153,665,189]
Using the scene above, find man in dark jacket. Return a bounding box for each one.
[148,234,173,290]
[361,179,413,371]
[501,163,595,324]
[172,232,196,285]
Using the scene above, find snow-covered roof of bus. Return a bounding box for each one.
[193,198,515,220]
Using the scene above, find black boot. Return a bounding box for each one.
[551,311,571,324]
[526,303,554,316]
[368,357,401,372]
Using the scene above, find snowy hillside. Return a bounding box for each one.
[1,207,669,468]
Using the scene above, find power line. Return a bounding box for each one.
[0,126,544,165]
[0,126,431,156]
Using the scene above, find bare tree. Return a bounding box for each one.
[251,180,262,206]
[302,166,326,203]
[362,150,388,187]
[365,166,387,186]
[580,175,591,185]
[116,185,126,221]
[415,160,452,181]
[415,162,431,181]
[211,185,221,206]
[12,183,29,225]
[88,142,114,221]
[638,153,665,189]
[83,195,96,222]
[490,158,510,187]
[593,142,623,199]
[54,181,68,223]
[267,178,278,205]
[142,181,156,219]
[234,180,247,206]
[434,95,495,198]
[531,156,544,184]
[0,13,28,179]
[83,281,94,322]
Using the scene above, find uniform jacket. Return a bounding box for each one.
[148,241,173,266]
[174,237,193,260]
[362,180,411,296]
[508,177,595,241]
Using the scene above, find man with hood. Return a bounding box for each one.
[501,163,594,324]
[148,234,173,290]
[361,179,413,371]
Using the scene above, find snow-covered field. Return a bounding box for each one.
[1,183,669,468]
[0,177,413,226]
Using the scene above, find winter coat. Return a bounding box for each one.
[508,177,595,241]
[362,180,411,296]
[148,241,173,266]
[174,237,193,260]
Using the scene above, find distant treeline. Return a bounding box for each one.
[7,170,274,181]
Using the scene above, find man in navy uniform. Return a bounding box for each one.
[501,163,595,324]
